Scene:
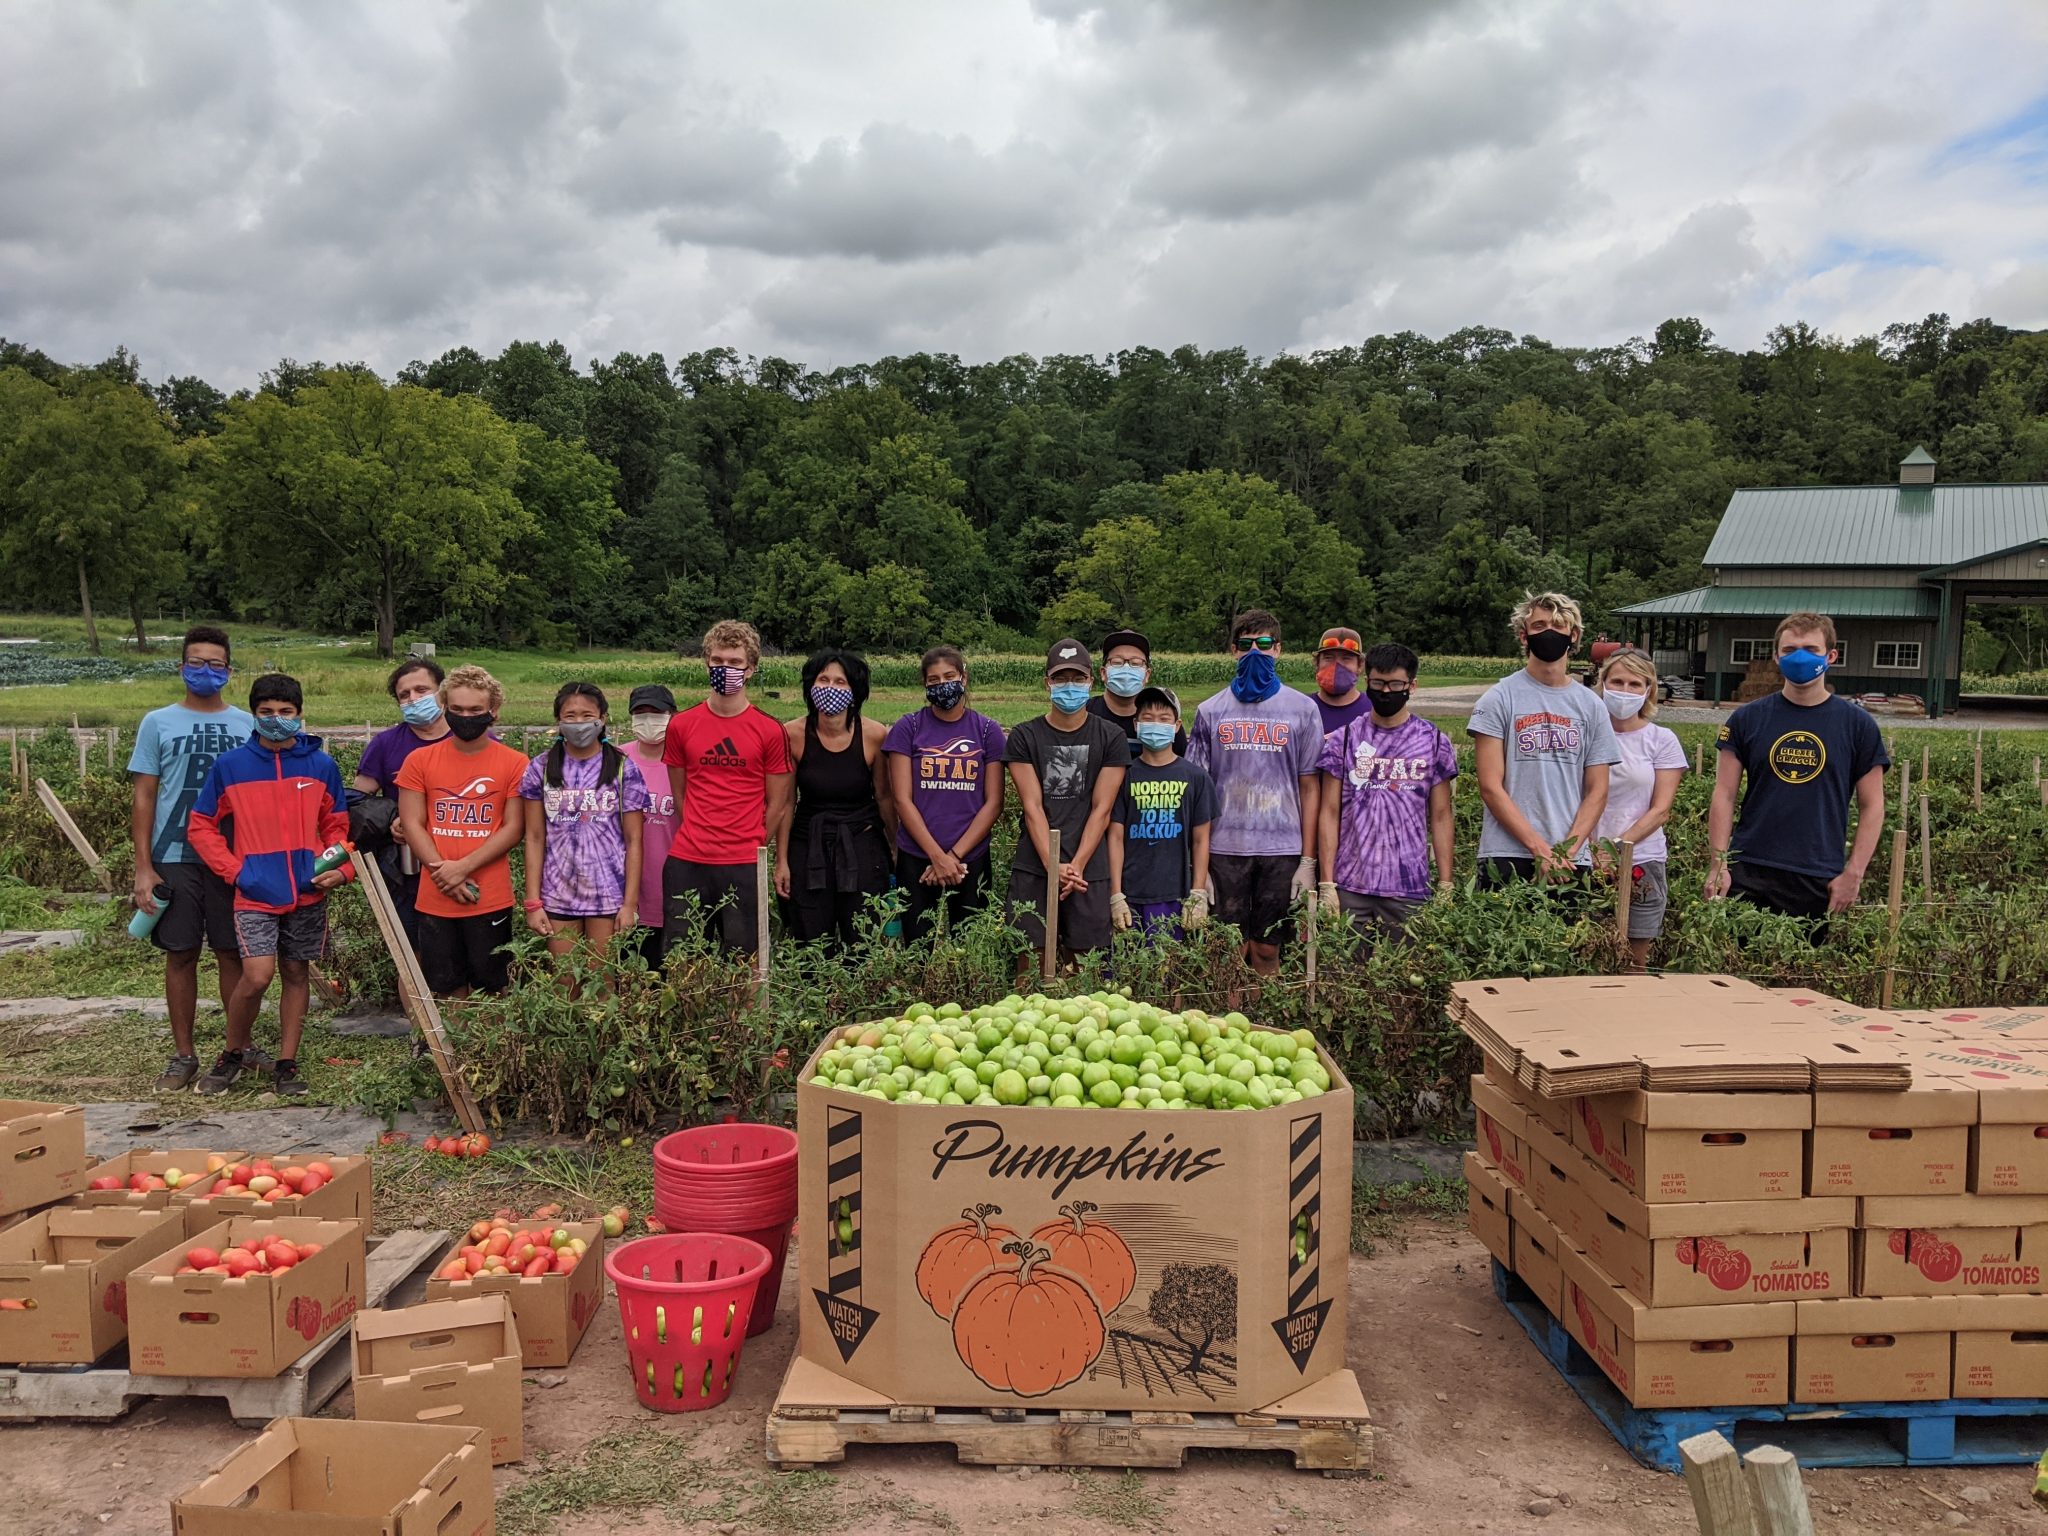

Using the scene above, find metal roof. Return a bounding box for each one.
[1702,483,2048,568]
[1616,585,1942,620]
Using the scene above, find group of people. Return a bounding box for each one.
[127,595,1886,1095]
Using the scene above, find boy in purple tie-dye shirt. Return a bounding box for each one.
[1314,642,1458,941]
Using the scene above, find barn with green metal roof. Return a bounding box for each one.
[1618,448,2048,717]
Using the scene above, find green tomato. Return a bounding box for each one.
[992,1070,1029,1106]
[1052,1094,1086,1108]
[1027,1074,1053,1097]
[1110,1063,1139,1090]
[1052,1073,1084,1100]
[1089,1078,1123,1107]
[976,1060,1001,1085]
[1181,1071,1211,1104]
[1081,1060,1113,1088]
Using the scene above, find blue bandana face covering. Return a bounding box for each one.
[1778,649,1829,686]
[183,663,229,698]
[255,715,303,743]
[1230,649,1280,704]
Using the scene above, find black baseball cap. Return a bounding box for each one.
[1099,628,1151,661]
[1133,685,1181,719]
[1045,638,1092,677]
[628,684,677,713]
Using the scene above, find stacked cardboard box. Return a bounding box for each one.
[1458,976,2048,1409]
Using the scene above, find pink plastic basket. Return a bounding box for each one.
[654,1124,796,1182]
[605,1233,770,1413]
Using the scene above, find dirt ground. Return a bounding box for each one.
[2,1218,2041,1535]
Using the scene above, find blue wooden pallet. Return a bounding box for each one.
[1490,1260,2048,1474]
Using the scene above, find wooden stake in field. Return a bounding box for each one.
[1615,838,1635,957]
[1302,855,1319,1012]
[32,777,115,893]
[1921,743,1929,782]
[1918,792,1932,909]
[74,732,88,778]
[1880,762,1909,1009]
[1741,1444,1816,1536]
[754,845,772,1007]
[1694,740,1704,776]
[1974,730,1984,810]
[1042,829,1062,982]
[1680,1430,1758,1536]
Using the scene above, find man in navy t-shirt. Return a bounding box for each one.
[1706,611,1889,921]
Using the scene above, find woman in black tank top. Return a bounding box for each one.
[776,649,896,947]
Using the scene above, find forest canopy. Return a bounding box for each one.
[2,315,2045,664]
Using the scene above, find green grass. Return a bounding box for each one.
[1068,1471,1172,1530]
[1350,1173,1465,1257]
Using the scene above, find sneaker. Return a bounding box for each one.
[153,1054,200,1092]
[242,1046,273,1070]
[272,1058,309,1099]
[193,1050,246,1096]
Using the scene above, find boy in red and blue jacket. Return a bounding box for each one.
[186,673,352,1098]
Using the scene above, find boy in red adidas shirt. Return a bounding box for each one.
[185,673,351,1098]
[661,619,793,957]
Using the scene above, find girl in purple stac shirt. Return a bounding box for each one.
[518,683,649,956]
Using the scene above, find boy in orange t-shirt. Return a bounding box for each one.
[396,665,528,997]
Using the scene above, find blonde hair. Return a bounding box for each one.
[701,619,762,669]
[1596,649,1660,719]
[1511,590,1584,638]
[439,664,505,713]
[1775,611,1837,651]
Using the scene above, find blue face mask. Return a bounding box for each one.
[183,663,229,698]
[1231,649,1281,704]
[254,715,303,743]
[1104,664,1146,698]
[1049,681,1090,714]
[401,696,442,728]
[1136,722,1176,752]
[1778,648,1829,686]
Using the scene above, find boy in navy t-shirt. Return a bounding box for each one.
[1706,611,1889,920]
[1109,687,1216,938]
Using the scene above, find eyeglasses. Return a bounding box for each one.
[1233,635,1276,652]
[1367,681,1412,696]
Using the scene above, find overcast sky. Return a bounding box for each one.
[3,0,2046,389]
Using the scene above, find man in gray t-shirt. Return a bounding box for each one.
[1467,592,1619,888]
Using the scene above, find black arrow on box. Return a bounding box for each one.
[814,1105,879,1362]
[1272,1112,1330,1372]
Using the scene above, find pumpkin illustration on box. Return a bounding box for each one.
[952,1241,1107,1396]
[1030,1201,1136,1312]
[916,1204,1021,1318]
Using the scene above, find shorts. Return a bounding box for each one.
[1006,865,1113,955]
[1729,861,1833,921]
[418,908,515,996]
[1337,890,1421,943]
[231,903,330,963]
[663,858,760,957]
[150,861,239,956]
[1133,901,1183,939]
[1624,860,1670,941]
[1209,853,1297,947]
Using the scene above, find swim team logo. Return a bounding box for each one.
[1767,730,1827,785]
[917,736,985,793]
[454,777,496,798]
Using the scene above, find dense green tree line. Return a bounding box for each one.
[2,314,2045,661]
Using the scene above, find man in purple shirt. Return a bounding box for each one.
[1185,608,1323,984]
[351,656,451,946]
[1315,641,1458,943]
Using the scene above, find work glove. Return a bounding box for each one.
[1109,892,1134,932]
[1290,856,1317,902]
[1317,880,1340,916]
[1181,888,1210,930]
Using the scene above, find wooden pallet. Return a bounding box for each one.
[766,1356,1372,1474]
[1494,1259,2048,1472]
[0,1229,449,1426]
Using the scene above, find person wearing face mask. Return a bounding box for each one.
[518,683,650,957]
[883,644,1008,943]
[1314,642,1458,943]
[396,666,530,999]
[1185,609,1325,989]
[1468,591,1620,891]
[129,626,254,1092]
[1592,650,1687,969]
[1108,687,1215,939]
[185,673,352,1098]
[1311,627,1371,735]
[1087,628,1184,759]
[1707,611,1889,923]
[660,620,793,958]
[775,648,895,948]
[1005,639,1128,978]
[352,657,450,948]
[623,685,681,965]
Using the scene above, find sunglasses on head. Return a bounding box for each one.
[1233,635,1276,652]
[1319,637,1362,656]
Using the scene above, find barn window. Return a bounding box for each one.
[1873,641,1922,670]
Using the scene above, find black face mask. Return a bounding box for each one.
[1366,686,1407,718]
[1525,629,1572,664]
[446,711,493,742]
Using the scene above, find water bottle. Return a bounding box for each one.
[128,883,173,940]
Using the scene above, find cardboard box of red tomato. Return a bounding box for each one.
[1464,1153,1514,1271]
[1807,1073,1973,1197]
[423,1220,603,1368]
[1856,1194,2048,1297]
[1953,1293,2048,1396]
[178,1154,372,1229]
[1560,1245,1793,1409]
[1569,1086,1806,1204]
[0,1204,189,1364]
[0,1100,88,1218]
[1469,1074,1531,1194]
[70,1149,249,1210]
[1793,1295,1961,1402]
[795,1024,1354,1414]
[169,1416,493,1536]
[128,1217,366,1378]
